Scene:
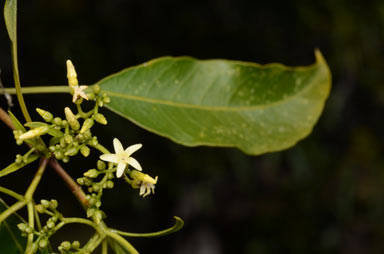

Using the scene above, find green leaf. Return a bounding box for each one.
[0,154,39,178]
[0,199,26,254]
[24,122,49,129]
[3,0,17,43]
[8,111,25,132]
[98,50,331,155]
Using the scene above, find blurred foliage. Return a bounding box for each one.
[0,0,383,253]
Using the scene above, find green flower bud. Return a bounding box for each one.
[39,239,48,249]
[64,134,73,144]
[17,223,27,232]
[53,117,62,126]
[35,204,45,213]
[90,137,98,146]
[80,145,90,157]
[16,140,23,145]
[36,108,53,122]
[93,85,101,94]
[87,92,95,100]
[88,197,97,206]
[61,120,68,128]
[60,137,66,147]
[96,200,102,208]
[94,210,103,224]
[77,178,85,185]
[72,240,80,249]
[84,177,93,186]
[61,241,71,251]
[65,147,78,156]
[51,215,58,223]
[87,208,95,218]
[84,169,99,178]
[41,199,50,208]
[49,146,56,152]
[80,118,94,134]
[95,113,107,125]
[103,96,111,104]
[97,160,106,170]
[25,226,34,234]
[83,130,92,140]
[106,181,114,189]
[92,183,101,192]
[63,156,70,163]
[50,199,58,209]
[19,126,49,140]
[54,151,64,160]
[64,107,80,130]
[15,154,23,164]
[47,220,55,229]
[107,173,114,180]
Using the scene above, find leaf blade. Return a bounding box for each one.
[99,50,331,155]
[0,199,27,254]
[0,154,39,178]
[3,0,17,43]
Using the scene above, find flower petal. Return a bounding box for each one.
[127,157,142,171]
[124,144,142,156]
[100,154,119,163]
[113,138,124,153]
[116,163,126,178]
[139,186,146,196]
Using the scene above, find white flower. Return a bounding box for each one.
[100,138,142,178]
[139,175,158,197]
[72,85,89,103]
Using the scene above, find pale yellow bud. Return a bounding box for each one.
[64,107,80,130]
[66,60,78,87]
[19,126,49,140]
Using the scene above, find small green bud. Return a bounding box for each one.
[106,181,114,189]
[35,204,45,213]
[36,108,53,122]
[80,118,94,134]
[90,137,98,146]
[60,137,66,147]
[107,173,114,180]
[87,93,95,100]
[77,178,85,185]
[47,220,55,229]
[89,197,97,206]
[61,241,71,250]
[84,169,99,178]
[63,156,70,163]
[83,130,92,140]
[25,226,34,234]
[50,199,58,209]
[65,147,78,156]
[39,239,48,249]
[64,107,80,130]
[61,120,68,128]
[84,177,93,186]
[97,160,106,170]
[94,113,107,125]
[19,126,49,140]
[94,210,103,224]
[72,240,80,249]
[93,84,101,94]
[16,140,23,145]
[92,183,101,192]
[64,134,73,144]
[51,215,58,223]
[43,226,49,232]
[87,208,95,218]
[96,200,102,208]
[17,223,27,232]
[80,145,90,157]
[53,117,62,126]
[103,96,111,104]
[54,151,64,160]
[41,200,50,208]
[49,146,56,152]
[15,154,23,164]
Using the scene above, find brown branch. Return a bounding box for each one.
[48,159,89,208]
[0,107,15,130]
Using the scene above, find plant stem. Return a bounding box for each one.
[0,186,24,201]
[0,200,27,224]
[1,86,69,95]
[91,143,110,154]
[102,239,108,254]
[48,159,89,208]
[105,231,139,254]
[26,202,35,251]
[0,107,14,129]
[25,158,48,199]
[10,43,32,122]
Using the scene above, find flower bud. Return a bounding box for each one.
[87,208,95,218]
[41,199,50,208]
[39,239,48,249]
[97,160,106,170]
[95,113,107,125]
[80,146,90,157]
[84,169,99,178]
[29,242,38,254]
[19,126,49,140]
[106,181,114,189]
[92,85,101,94]
[47,220,55,229]
[50,199,58,209]
[72,241,80,249]
[80,118,94,134]
[36,108,53,122]
[61,241,71,251]
[66,60,78,87]
[94,210,103,224]
[17,223,27,232]
[77,178,85,185]
[64,107,80,130]
[35,204,45,213]
[53,117,62,126]
[65,147,78,156]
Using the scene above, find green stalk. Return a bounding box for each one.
[0,186,24,201]
[0,200,27,224]
[1,86,69,95]
[105,231,138,254]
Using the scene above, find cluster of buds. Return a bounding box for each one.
[58,240,81,254]
[18,199,60,253]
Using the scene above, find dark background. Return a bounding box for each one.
[1,0,384,253]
